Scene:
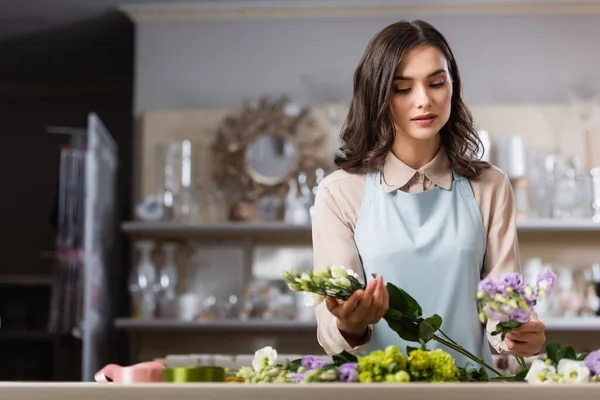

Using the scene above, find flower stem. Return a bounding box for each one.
[515,355,528,371]
[432,334,504,377]
[437,329,459,346]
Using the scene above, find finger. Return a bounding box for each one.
[364,278,377,296]
[507,331,545,346]
[505,338,539,358]
[372,278,388,319]
[325,296,340,312]
[353,287,373,315]
[341,290,363,315]
[515,320,544,333]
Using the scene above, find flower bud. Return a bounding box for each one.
[336,277,351,289]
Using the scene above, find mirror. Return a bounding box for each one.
[211,95,332,221]
[245,134,299,186]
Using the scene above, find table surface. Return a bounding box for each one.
[0,382,599,400]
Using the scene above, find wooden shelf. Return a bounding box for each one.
[543,317,600,331]
[0,331,57,341]
[115,317,600,333]
[516,219,600,232]
[121,219,600,239]
[0,274,53,286]
[121,221,312,243]
[114,318,317,332]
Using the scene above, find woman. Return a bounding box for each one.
[312,20,545,370]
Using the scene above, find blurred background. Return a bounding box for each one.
[1,0,599,382]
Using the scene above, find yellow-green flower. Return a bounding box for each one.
[427,349,458,382]
[408,349,430,375]
[384,370,410,383]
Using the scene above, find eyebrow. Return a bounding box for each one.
[393,69,447,81]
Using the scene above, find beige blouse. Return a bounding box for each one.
[312,147,519,356]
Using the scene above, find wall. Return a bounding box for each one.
[130,8,600,190]
[120,3,600,360]
[132,13,600,112]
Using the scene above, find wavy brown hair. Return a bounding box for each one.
[335,20,490,179]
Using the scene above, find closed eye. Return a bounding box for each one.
[393,81,446,94]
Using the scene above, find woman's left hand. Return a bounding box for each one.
[504,319,546,357]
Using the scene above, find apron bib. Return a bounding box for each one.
[354,170,494,371]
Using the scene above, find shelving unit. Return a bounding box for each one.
[118,217,600,362]
[0,274,54,286]
[114,317,600,333]
[543,317,600,331]
[121,218,600,238]
[114,318,316,332]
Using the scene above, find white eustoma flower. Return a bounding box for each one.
[556,359,591,383]
[346,268,360,279]
[525,359,556,384]
[303,292,325,307]
[301,273,311,282]
[330,266,347,279]
[336,277,352,289]
[252,346,278,371]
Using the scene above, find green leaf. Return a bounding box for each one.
[419,321,436,342]
[501,320,522,329]
[385,281,422,318]
[577,352,590,361]
[348,275,365,290]
[546,341,560,364]
[424,314,442,331]
[557,346,577,361]
[512,369,528,382]
[332,350,358,365]
[456,366,490,382]
[384,316,420,342]
[284,358,302,370]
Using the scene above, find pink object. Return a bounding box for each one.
[95,361,165,383]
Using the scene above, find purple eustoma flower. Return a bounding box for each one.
[536,268,557,293]
[484,304,508,322]
[338,363,358,382]
[584,350,600,377]
[508,308,531,323]
[478,277,497,295]
[311,359,332,369]
[292,372,305,383]
[301,356,331,370]
[301,356,318,369]
[501,272,525,293]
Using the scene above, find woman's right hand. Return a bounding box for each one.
[326,275,389,340]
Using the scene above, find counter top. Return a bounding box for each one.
[1,382,598,400]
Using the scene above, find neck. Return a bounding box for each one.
[391,134,441,170]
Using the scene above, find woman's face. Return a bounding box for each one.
[389,45,453,143]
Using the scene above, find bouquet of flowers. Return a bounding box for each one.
[525,343,600,384]
[475,268,557,371]
[234,344,460,384]
[284,266,502,379]
[233,346,353,383]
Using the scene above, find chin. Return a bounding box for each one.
[405,127,441,141]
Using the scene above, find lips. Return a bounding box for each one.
[411,113,438,127]
[411,113,437,121]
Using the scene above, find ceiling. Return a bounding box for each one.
[0,0,596,83]
[1,0,598,41]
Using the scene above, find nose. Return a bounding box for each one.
[415,85,431,109]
